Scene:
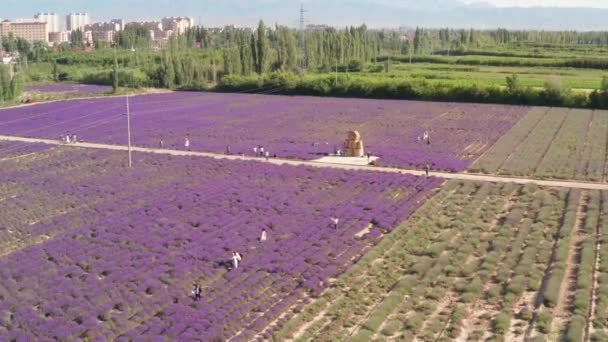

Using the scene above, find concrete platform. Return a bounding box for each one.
[313,155,379,166]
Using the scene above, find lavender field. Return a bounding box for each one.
[24,83,112,94]
[0,92,528,171]
[0,143,440,340]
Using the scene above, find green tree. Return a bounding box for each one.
[602,76,608,92]
[112,50,119,92]
[51,59,59,82]
[506,74,520,93]
[256,20,268,74]
[71,29,84,47]
[9,74,22,99]
[250,33,258,74]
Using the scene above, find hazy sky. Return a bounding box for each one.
[2,0,608,28]
[464,0,608,7]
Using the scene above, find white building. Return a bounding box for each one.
[67,13,90,32]
[161,17,193,35]
[0,20,48,42]
[34,13,60,33]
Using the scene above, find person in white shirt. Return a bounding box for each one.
[260,229,267,242]
[232,252,239,269]
[185,137,190,149]
[253,146,258,156]
[331,217,339,229]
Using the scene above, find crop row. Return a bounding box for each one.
[473,107,608,181]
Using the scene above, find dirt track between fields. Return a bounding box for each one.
[3,134,608,191]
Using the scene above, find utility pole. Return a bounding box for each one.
[299,2,307,70]
[126,95,132,168]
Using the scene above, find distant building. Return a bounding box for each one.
[35,12,60,33]
[83,19,123,43]
[161,17,193,35]
[67,13,90,31]
[140,21,163,32]
[48,31,61,43]
[306,24,330,31]
[0,20,48,42]
[91,30,114,42]
[85,21,123,33]
[110,19,125,31]
[48,31,71,43]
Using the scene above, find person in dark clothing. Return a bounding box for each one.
[193,284,202,301]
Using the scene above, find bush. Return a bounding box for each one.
[493,312,511,335]
[536,310,552,334]
[404,313,425,333]
[592,331,608,342]
[543,269,564,307]
[565,315,586,342]
[217,72,608,109]
[380,319,402,336]
[80,68,150,88]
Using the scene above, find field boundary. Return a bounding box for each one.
[3,135,608,191]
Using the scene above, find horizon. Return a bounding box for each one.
[3,0,608,30]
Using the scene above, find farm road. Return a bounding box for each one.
[2,134,608,191]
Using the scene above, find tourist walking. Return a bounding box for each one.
[260,229,267,242]
[226,144,231,155]
[192,284,202,301]
[425,163,430,177]
[260,146,265,157]
[265,151,269,161]
[253,146,258,156]
[331,217,339,229]
[232,252,239,269]
[184,137,190,149]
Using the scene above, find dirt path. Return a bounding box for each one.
[3,135,608,191]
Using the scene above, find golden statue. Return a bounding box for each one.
[344,130,364,157]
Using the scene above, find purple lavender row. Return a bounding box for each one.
[0,92,528,171]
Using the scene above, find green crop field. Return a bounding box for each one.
[372,62,608,91]
[472,108,608,181]
[271,181,608,342]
